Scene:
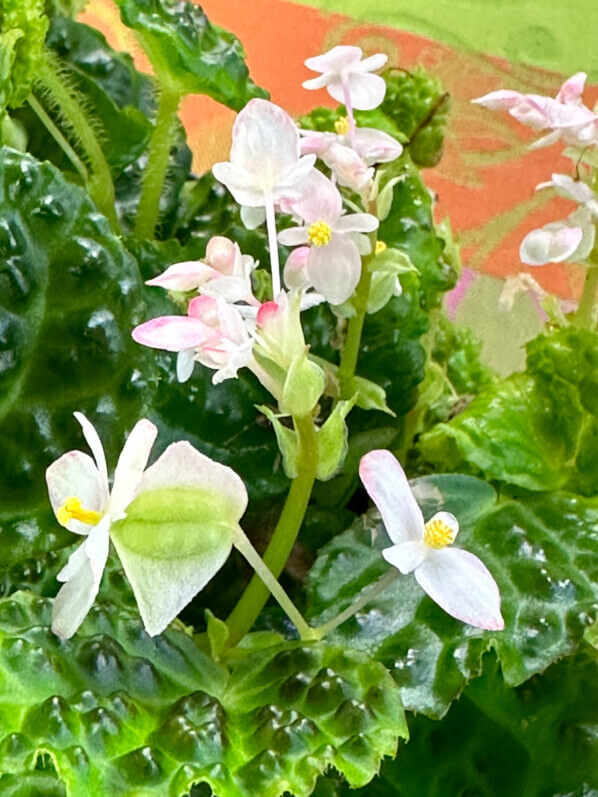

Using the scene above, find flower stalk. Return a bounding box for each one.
[134,84,181,240]
[226,413,318,645]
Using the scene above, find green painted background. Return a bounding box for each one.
[298,0,598,80]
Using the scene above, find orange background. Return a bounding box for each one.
[81,0,598,301]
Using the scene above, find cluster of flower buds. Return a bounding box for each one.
[474,74,598,267]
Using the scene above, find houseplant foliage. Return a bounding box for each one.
[0,1,596,794]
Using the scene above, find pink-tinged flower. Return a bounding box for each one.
[47,413,248,639]
[473,73,598,149]
[132,295,253,384]
[146,236,258,306]
[359,450,504,631]
[300,125,401,192]
[278,170,378,305]
[303,46,388,115]
[520,173,598,266]
[46,412,157,638]
[213,99,316,296]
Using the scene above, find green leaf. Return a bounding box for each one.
[331,650,598,797]
[307,474,598,718]
[0,591,406,796]
[257,406,299,479]
[0,0,48,110]
[420,327,598,495]
[0,147,150,568]
[316,399,355,481]
[114,0,267,108]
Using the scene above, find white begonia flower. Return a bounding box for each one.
[278,169,378,305]
[299,125,402,192]
[132,294,255,385]
[473,73,598,150]
[47,413,249,639]
[520,173,598,266]
[46,412,158,639]
[146,236,259,306]
[212,99,316,296]
[359,450,504,631]
[303,45,388,116]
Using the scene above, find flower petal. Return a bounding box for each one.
[307,234,361,305]
[471,90,523,110]
[284,247,312,290]
[278,226,310,246]
[556,72,587,104]
[352,128,403,165]
[304,45,363,74]
[355,53,388,73]
[110,419,158,519]
[176,349,196,383]
[138,440,248,522]
[212,161,265,207]
[520,224,583,265]
[231,99,300,188]
[285,168,342,224]
[132,316,212,352]
[46,450,106,534]
[302,74,332,91]
[74,412,108,494]
[146,261,215,291]
[241,204,266,229]
[414,547,504,631]
[51,516,110,639]
[359,450,424,544]
[382,540,427,574]
[335,212,379,234]
[329,72,387,110]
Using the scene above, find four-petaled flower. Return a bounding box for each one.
[303,45,388,118]
[146,236,259,306]
[473,73,598,150]
[520,173,598,266]
[132,294,254,384]
[359,450,504,630]
[278,169,378,305]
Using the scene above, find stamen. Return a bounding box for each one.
[335,116,351,136]
[307,220,333,247]
[57,496,104,528]
[424,517,456,549]
[375,240,387,254]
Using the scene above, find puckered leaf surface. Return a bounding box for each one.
[114,0,267,108]
[0,148,150,568]
[0,592,406,796]
[307,474,598,718]
[419,327,598,496]
[321,650,598,797]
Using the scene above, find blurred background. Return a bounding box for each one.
[81,0,598,374]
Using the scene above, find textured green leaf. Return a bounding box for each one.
[330,650,598,797]
[420,327,598,496]
[0,147,150,567]
[307,474,598,718]
[0,591,406,796]
[114,0,267,108]
[0,0,48,110]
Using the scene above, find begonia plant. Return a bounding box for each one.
[0,4,596,797]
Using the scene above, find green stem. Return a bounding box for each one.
[312,569,399,640]
[134,85,181,240]
[233,527,316,640]
[337,257,373,398]
[37,55,117,226]
[27,94,89,184]
[226,414,318,645]
[337,200,378,398]
[573,262,598,329]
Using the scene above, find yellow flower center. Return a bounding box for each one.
[335,116,351,136]
[423,517,456,549]
[375,240,387,254]
[308,220,333,247]
[57,496,104,528]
